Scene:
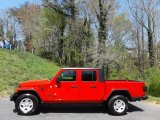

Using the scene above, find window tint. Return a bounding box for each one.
[60,71,76,81]
[82,71,96,81]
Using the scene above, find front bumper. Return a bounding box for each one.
[132,96,148,101]
[10,92,18,101]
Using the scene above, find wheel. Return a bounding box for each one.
[15,94,39,115]
[108,95,128,115]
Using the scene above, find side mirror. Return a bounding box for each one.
[56,76,62,83]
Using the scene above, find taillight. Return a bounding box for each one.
[143,86,147,92]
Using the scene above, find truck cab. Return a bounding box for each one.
[10,68,148,116]
[49,68,105,102]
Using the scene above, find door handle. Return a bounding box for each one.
[71,85,77,88]
[90,85,96,88]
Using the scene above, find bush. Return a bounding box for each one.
[146,68,160,97]
[40,51,53,60]
[109,68,140,80]
[148,79,160,97]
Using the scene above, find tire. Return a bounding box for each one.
[108,95,128,115]
[15,94,39,115]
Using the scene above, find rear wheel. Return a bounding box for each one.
[108,95,128,115]
[15,94,39,115]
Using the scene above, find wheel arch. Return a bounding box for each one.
[15,90,42,103]
[106,90,132,102]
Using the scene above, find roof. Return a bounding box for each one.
[62,67,101,70]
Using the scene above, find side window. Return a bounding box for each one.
[60,70,76,81]
[82,71,96,81]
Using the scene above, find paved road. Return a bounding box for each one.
[0,98,160,120]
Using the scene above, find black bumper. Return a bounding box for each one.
[141,96,148,100]
[10,93,18,101]
[132,96,148,101]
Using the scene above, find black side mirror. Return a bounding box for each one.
[56,76,62,83]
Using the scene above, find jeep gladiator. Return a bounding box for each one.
[10,68,148,115]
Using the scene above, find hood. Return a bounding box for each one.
[19,79,50,87]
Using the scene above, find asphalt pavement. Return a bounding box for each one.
[0,97,160,120]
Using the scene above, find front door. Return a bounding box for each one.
[52,70,79,102]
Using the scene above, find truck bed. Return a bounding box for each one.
[104,80,146,101]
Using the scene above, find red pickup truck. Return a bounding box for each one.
[10,68,148,115]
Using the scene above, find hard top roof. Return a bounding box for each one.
[62,67,101,70]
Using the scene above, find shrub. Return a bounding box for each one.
[40,51,53,60]
[148,79,160,97]
[146,68,160,97]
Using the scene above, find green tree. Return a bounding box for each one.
[10,3,40,52]
[0,20,4,40]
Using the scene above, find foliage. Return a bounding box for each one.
[0,21,4,40]
[40,51,54,60]
[33,1,95,67]
[112,13,131,47]
[10,3,40,52]
[145,68,160,97]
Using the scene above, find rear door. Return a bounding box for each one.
[79,69,105,102]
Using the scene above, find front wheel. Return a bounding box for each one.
[108,95,128,115]
[15,94,39,115]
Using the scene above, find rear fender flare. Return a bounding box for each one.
[103,89,132,102]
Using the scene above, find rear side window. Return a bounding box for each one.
[82,71,96,81]
[60,71,76,81]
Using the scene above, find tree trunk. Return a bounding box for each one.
[24,35,33,52]
[70,0,75,21]
[148,15,155,67]
[98,0,107,52]
[141,23,145,71]
[141,22,145,79]
[25,39,32,52]
[136,22,142,74]
[68,0,76,31]
[58,25,65,64]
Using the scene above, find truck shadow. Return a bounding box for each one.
[40,104,106,114]
[38,103,144,114]
[128,103,144,112]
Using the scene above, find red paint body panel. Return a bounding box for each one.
[15,68,147,103]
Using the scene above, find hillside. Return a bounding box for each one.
[0,49,60,97]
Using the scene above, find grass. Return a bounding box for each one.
[147,96,160,104]
[0,49,60,97]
